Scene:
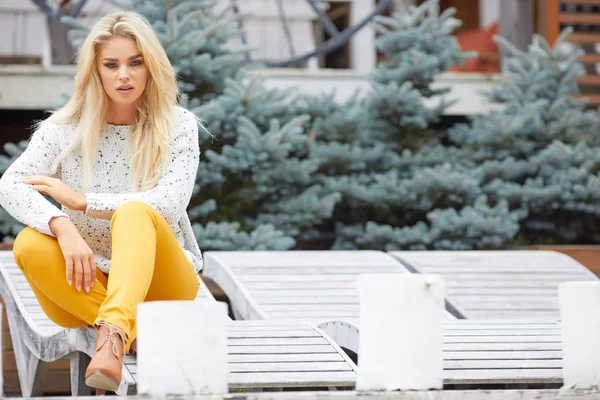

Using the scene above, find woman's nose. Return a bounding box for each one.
[118,66,130,80]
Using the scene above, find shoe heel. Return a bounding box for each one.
[85,371,119,392]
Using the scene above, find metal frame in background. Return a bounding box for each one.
[31,0,88,30]
[268,0,393,67]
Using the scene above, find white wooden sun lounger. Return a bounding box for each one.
[320,319,563,386]
[201,250,454,322]
[0,251,358,397]
[388,250,599,319]
[202,250,565,387]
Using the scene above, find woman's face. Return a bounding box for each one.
[96,36,148,107]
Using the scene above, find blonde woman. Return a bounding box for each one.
[0,10,204,393]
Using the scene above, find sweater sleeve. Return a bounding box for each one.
[0,122,69,236]
[84,110,200,225]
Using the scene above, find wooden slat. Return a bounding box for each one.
[267,311,359,319]
[450,296,557,303]
[444,336,560,344]
[444,368,561,384]
[578,75,600,86]
[227,338,328,346]
[561,0,600,5]
[444,350,562,360]
[244,282,357,290]
[239,275,362,283]
[227,353,345,363]
[444,359,562,369]
[575,93,600,105]
[444,342,561,351]
[447,288,559,295]
[262,304,358,312]
[229,362,354,373]
[228,371,357,388]
[227,325,314,331]
[443,280,579,287]
[559,13,600,25]
[455,301,558,310]
[253,296,359,305]
[228,330,321,338]
[438,273,585,281]
[252,289,357,297]
[227,345,338,354]
[569,32,600,44]
[581,54,600,64]
[466,311,562,319]
[444,329,560,336]
[425,265,588,273]
[230,266,403,274]
[445,324,559,330]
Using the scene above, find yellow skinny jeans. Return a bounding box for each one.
[13,201,200,352]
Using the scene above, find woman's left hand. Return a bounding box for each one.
[23,176,87,212]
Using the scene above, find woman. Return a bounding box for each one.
[0,10,204,393]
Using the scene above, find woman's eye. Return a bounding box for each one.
[131,60,143,66]
[104,63,117,68]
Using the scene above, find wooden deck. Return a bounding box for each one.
[15,389,600,399]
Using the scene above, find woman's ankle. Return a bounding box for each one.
[95,320,128,357]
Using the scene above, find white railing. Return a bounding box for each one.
[0,64,504,115]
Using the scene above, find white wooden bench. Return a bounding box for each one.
[202,250,565,387]
[388,250,598,319]
[0,251,358,397]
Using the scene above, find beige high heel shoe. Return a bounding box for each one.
[85,321,127,392]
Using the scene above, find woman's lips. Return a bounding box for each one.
[117,87,134,94]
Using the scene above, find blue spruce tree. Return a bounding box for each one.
[3,0,590,251]
[450,27,600,244]
[299,0,522,251]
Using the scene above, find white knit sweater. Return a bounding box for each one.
[0,106,203,274]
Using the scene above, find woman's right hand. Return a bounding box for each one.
[49,217,96,293]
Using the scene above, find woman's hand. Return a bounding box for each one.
[23,176,87,212]
[49,217,96,293]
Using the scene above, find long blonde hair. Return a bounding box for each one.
[46,10,179,192]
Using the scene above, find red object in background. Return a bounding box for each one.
[450,21,500,73]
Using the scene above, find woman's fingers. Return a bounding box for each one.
[89,255,96,290]
[23,176,53,185]
[29,185,51,195]
[84,256,96,293]
[82,257,92,293]
[65,257,74,286]
[74,259,84,292]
